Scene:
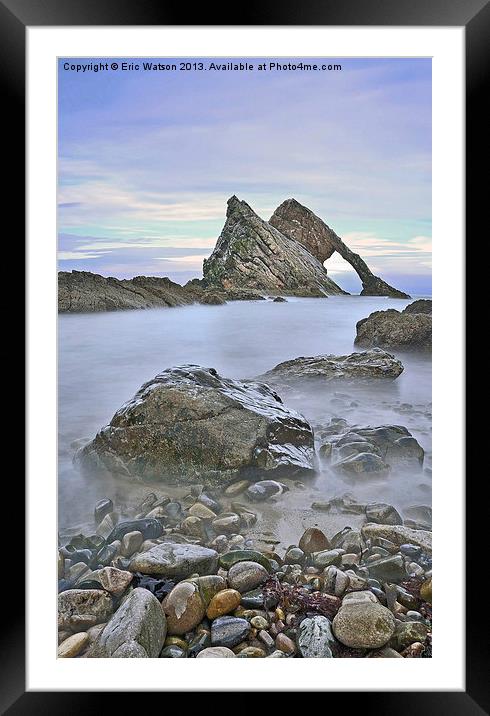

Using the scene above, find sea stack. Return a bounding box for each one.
[202,196,347,296]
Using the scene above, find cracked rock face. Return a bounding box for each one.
[355,309,432,352]
[77,364,316,485]
[203,196,346,296]
[255,348,404,388]
[269,199,410,298]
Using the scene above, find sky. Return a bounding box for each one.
[58,57,432,295]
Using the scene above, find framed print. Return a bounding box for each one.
[3,0,487,708]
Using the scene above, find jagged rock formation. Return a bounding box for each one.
[58,271,195,313]
[269,199,410,298]
[255,349,404,389]
[355,308,432,352]
[202,196,347,296]
[76,365,316,485]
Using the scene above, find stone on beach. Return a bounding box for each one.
[88,588,166,658]
[77,365,315,485]
[129,543,219,579]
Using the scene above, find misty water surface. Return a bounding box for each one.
[58,296,431,543]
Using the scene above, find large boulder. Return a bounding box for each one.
[256,349,403,388]
[355,309,431,352]
[87,588,166,658]
[202,196,346,296]
[269,199,410,298]
[77,365,315,485]
[58,271,195,313]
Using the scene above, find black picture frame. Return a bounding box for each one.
[4,0,486,709]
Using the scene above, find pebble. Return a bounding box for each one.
[58,632,89,658]
[224,480,250,497]
[333,601,395,649]
[211,616,251,648]
[365,503,402,526]
[284,547,305,564]
[58,589,113,632]
[96,514,116,539]
[236,646,267,657]
[390,621,429,651]
[160,646,186,658]
[219,550,272,572]
[188,574,226,606]
[297,616,335,658]
[227,561,269,593]
[196,646,236,658]
[129,543,218,579]
[275,633,296,654]
[121,531,144,557]
[367,554,406,582]
[211,513,241,533]
[245,480,283,502]
[251,616,269,630]
[206,589,242,619]
[94,498,113,526]
[163,582,206,635]
[189,503,217,520]
[97,566,133,596]
[311,549,343,568]
[258,630,275,648]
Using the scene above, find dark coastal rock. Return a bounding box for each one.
[332,452,390,479]
[269,199,409,298]
[365,503,403,526]
[129,543,219,579]
[199,291,226,305]
[58,271,195,313]
[94,498,113,525]
[87,588,166,658]
[256,349,403,387]
[403,299,432,315]
[105,519,163,544]
[355,309,431,352]
[325,421,424,474]
[202,196,346,296]
[245,480,285,502]
[77,365,315,485]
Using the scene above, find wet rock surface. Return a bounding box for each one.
[77,365,315,485]
[87,588,167,658]
[355,308,431,352]
[58,483,432,658]
[256,349,404,388]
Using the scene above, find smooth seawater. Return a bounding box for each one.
[58,296,431,545]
